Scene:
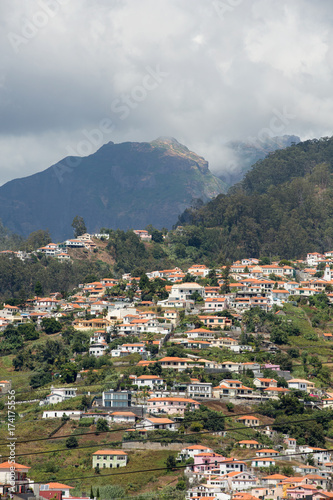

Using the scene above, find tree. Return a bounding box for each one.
[166,455,177,471]
[41,318,62,334]
[72,216,87,238]
[96,418,109,433]
[90,486,94,499]
[34,280,43,297]
[60,363,78,383]
[66,436,78,448]
[281,465,294,476]
[17,323,39,341]
[29,370,52,388]
[151,229,164,243]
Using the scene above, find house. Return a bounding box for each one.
[169,283,205,301]
[288,378,315,393]
[92,450,128,469]
[220,361,241,373]
[147,397,200,415]
[133,230,152,240]
[42,410,82,420]
[300,447,331,465]
[237,440,261,449]
[141,417,176,431]
[186,483,230,500]
[187,264,210,278]
[133,375,165,389]
[235,416,260,427]
[263,387,290,398]
[255,449,279,457]
[89,341,108,357]
[322,397,333,408]
[193,452,225,472]
[40,483,74,498]
[213,381,253,399]
[0,461,31,494]
[253,378,278,389]
[218,470,258,491]
[186,379,212,399]
[158,357,197,372]
[0,380,11,393]
[186,328,215,340]
[40,386,77,405]
[110,411,137,424]
[178,445,214,461]
[102,390,132,408]
[210,339,239,350]
[251,458,276,468]
[219,459,248,474]
[284,437,297,449]
[180,339,212,350]
[204,297,228,311]
[199,316,233,329]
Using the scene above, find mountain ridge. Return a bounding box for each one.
[0,138,225,240]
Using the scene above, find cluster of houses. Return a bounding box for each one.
[3,240,333,499]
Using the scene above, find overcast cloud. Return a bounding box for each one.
[1,0,333,184]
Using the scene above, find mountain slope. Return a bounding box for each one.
[0,138,225,240]
[178,136,333,260]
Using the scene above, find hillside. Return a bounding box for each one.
[0,138,225,241]
[178,136,333,260]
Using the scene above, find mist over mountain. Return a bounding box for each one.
[178,136,333,260]
[218,135,301,187]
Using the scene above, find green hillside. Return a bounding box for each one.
[178,136,333,260]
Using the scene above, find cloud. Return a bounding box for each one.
[0,0,333,184]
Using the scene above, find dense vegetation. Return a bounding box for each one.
[0,253,110,302]
[178,137,333,260]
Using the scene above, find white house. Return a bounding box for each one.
[287,378,315,393]
[40,386,77,406]
[110,411,137,424]
[169,283,204,301]
[89,341,108,357]
[133,374,165,389]
[141,417,176,431]
[42,410,82,420]
[186,379,212,399]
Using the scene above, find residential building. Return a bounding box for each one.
[40,386,77,406]
[141,417,176,431]
[0,461,31,494]
[186,379,212,399]
[92,450,128,469]
[147,397,200,415]
[102,390,132,408]
[235,415,260,427]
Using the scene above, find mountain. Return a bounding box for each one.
[177,136,333,260]
[0,138,226,241]
[219,135,300,187]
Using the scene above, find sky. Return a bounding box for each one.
[1,0,333,185]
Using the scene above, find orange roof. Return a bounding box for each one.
[147,397,199,403]
[145,418,174,424]
[47,483,74,490]
[0,461,30,470]
[111,412,137,417]
[238,440,259,444]
[236,415,260,421]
